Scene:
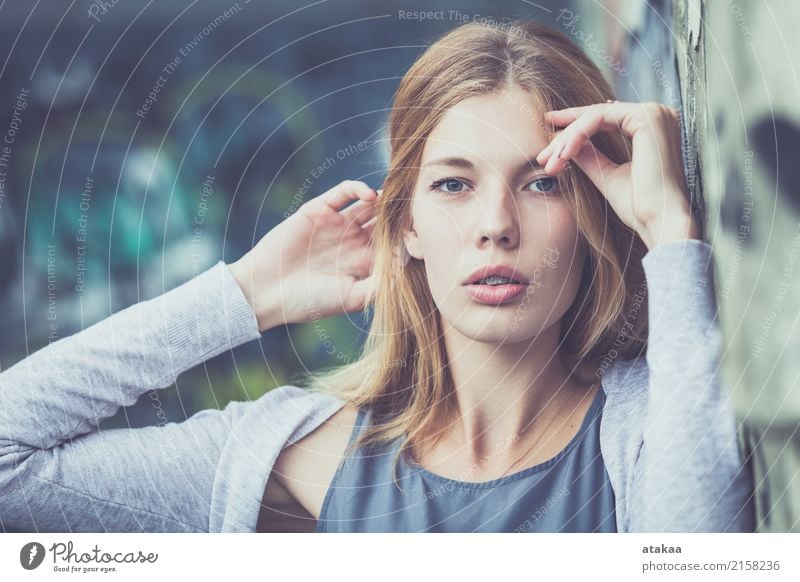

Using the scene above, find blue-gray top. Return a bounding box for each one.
[317,386,616,532]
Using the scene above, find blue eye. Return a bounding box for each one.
[428,176,559,196]
[429,177,468,195]
[527,176,559,194]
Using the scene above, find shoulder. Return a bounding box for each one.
[272,400,362,518]
[236,385,348,434]
[209,385,355,529]
[280,401,361,456]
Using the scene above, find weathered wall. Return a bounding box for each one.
[702,0,800,532]
[573,0,800,532]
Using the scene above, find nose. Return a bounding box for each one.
[476,185,520,249]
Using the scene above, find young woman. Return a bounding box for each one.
[0,20,754,533]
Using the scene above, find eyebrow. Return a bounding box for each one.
[422,155,546,171]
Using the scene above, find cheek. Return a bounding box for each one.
[524,207,584,300]
[413,204,466,253]
[410,206,466,297]
[550,236,586,312]
[528,199,579,239]
[521,203,581,257]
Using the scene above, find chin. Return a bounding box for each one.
[475,331,539,346]
[453,318,544,345]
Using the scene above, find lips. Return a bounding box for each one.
[465,282,527,305]
[463,264,530,286]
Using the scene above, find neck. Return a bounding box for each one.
[438,319,593,464]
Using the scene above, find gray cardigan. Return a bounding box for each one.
[0,239,756,532]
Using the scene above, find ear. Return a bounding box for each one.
[403,227,423,260]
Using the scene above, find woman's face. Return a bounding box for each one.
[403,86,587,344]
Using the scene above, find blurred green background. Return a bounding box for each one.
[0,0,569,429]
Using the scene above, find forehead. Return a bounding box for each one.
[421,87,551,167]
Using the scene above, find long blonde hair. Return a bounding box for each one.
[294,19,649,482]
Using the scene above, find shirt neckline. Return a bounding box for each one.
[400,382,606,490]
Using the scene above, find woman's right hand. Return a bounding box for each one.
[227,180,381,332]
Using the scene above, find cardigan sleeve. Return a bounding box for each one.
[0,261,262,532]
[628,239,756,532]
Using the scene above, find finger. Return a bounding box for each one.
[306,180,377,215]
[545,101,675,144]
[538,102,627,166]
[341,197,379,227]
[359,218,376,245]
[569,140,620,188]
[541,109,626,173]
[348,273,377,311]
[542,111,608,174]
[543,100,626,125]
[544,105,595,124]
[535,128,567,163]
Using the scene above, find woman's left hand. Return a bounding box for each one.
[535,101,701,251]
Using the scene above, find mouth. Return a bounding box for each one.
[463,265,530,286]
[461,265,530,305]
[464,280,529,306]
